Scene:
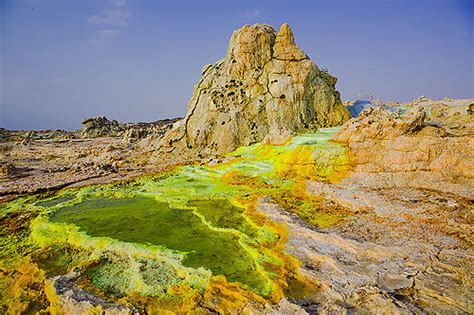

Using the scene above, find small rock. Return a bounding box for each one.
[0,162,15,176]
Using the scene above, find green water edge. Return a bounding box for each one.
[0,127,349,300]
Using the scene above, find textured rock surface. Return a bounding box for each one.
[81,116,181,140]
[332,99,474,196]
[122,117,180,144]
[51,269,132,314]
[0,134,180,200]
[0,116,184,199]
[81,117,125,138]
[332,107,426,142]
[258,190,473,313]
[159,23,350,158]
[1,98,472,313]
[252,99,474,313]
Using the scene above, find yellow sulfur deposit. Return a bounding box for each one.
[0,128,351,312]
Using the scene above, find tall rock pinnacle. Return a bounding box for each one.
[160,23,351,159]
[273,23,307,60]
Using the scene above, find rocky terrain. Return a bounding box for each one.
[0,117,180,200]
[0,23,473,314]
[264,98,474,313]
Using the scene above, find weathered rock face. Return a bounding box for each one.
[332,107,426,142]
[122,118,181,144]
[161,23,350,158]
[332,99,474,196]
[81,117,125,138]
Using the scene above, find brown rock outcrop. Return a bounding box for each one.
[332,101,474,196]
[81,117,125,138]
[255,98,474,313]
[332,107,426,142]
[160,23,350,158]
[122,118,181,144]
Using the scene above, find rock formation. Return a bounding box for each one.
[332,107,426,142]
[332,100,474,196]
[81,117,124,138]
[160,23,350,158]
[280,99,474,312]
[122,117,180,144]
[81,116,181,144]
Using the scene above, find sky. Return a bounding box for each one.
[1,0,473,130]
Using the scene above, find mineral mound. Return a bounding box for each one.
[160,23,350,158]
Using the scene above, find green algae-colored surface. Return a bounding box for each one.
[1,127,351,307]
[188,199,257,237]
[51,196,263,291]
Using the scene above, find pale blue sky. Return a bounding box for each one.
[1,0,473,130]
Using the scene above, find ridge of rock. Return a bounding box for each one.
[332,107,426,142]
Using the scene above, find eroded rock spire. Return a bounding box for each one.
[160,23,351,159]
[273,23,307,60]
